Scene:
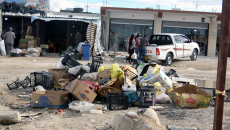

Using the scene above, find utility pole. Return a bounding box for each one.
[85,3,90,13]
[213,0,230,130]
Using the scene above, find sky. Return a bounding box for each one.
[49,0,223,13]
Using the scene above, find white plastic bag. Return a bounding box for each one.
[131,53,137,59]
[122,84,136,91]
[0,40,6,56]
[82,65,90,72]
[77,42,85,52]
[35,86,46,91]
[53,57,64,69]
[81,72,98,80]
[90,109,102,114]
[69,101,103,113]
[68,66,81,75]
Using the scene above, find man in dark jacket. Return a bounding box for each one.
[4,27,15,55]
[139,34,149,62]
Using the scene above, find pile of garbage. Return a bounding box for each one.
[6,54,218,114]
[8,47,42,57]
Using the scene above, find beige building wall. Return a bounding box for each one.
[207,20,218,57]
[105,11,110,50]
[154,14,162,34]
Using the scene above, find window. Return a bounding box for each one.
[149,35,173,45]
[174,36,182,43]
[180,35,190,43]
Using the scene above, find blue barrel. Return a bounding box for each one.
[82,44,91,60]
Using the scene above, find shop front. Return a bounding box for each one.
[162,21,209,56]
[109,18,153,51]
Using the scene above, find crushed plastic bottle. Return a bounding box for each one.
[90,109,102,114]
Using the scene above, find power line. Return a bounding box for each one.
[50,0,61,10]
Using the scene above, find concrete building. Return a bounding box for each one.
[101,7,221,57]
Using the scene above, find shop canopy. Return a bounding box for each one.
[31,16,100,24]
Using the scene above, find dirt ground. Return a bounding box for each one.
[0,54,230,130]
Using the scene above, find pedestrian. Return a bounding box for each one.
[135,33,141,56]
[139,34,149,62]
[127,34,136,63]
[4,27,16,55]
[1,29,6,40]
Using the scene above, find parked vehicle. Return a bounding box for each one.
[145,33,200,66]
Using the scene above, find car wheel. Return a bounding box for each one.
[163,53,173,66]
[190,49,198,61]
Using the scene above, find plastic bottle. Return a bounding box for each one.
[90,109,102,114]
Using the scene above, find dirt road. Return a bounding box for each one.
[0,54,229,130]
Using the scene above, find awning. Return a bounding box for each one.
[163,21,209,29]
[31,16,100,24]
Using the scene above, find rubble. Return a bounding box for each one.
[0,111,21,125]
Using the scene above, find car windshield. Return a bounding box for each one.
[149,35,173,45]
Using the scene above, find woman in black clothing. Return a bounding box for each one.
[127,34,136,63]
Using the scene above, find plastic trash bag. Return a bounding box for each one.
[122,84,136,91]
[77,42,85,52]
[98,66,111,72]
[69,101,103,113]
[68,66,81,75]
[53,57,64,68]
[110,63,124,80]
[11,49,22,54]
[0,40,6,56]
[82,65,90,72]
[131,52,137,59]
[35,86,46,91]
[98,64,124,80]
[81,72,98,81]
[27,48,39,53]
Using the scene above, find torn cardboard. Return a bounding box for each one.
[98,78,122,97]
[96,69,111,84]
[147,70,172,89]
[58,79,71,89]
[139,64,160,86]
[48,69,70,83]
[30,90,71,109]
[168,85,211,108]
[66,80,97,103]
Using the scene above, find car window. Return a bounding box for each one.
[180,35,190,43]
[149,35,173,45]
[174,36,182,43]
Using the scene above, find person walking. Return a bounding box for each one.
[135,33,141,56]
[1,29,6,40]
[4,27,15,55]
[139,34,149,62]
[127,34,136,63]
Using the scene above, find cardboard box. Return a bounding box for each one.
[168,85,211,108]
[81,80,100,92]
[48,69,70,83]
[139,64,160,86]
[58,79,71,89]
[98,78,123,97]
[96,69,111,84]
[19,43,28,48]
[172,77,196,86]
[25,35,34,40]
[40,44,49,49]
[147,69,172,89]
[28,40,37,48]
[66,80,97,103]
[108,77,123,91]
[30,90,71,109]
[19,39,29,43]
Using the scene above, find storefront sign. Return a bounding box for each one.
[0,0,48,10]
